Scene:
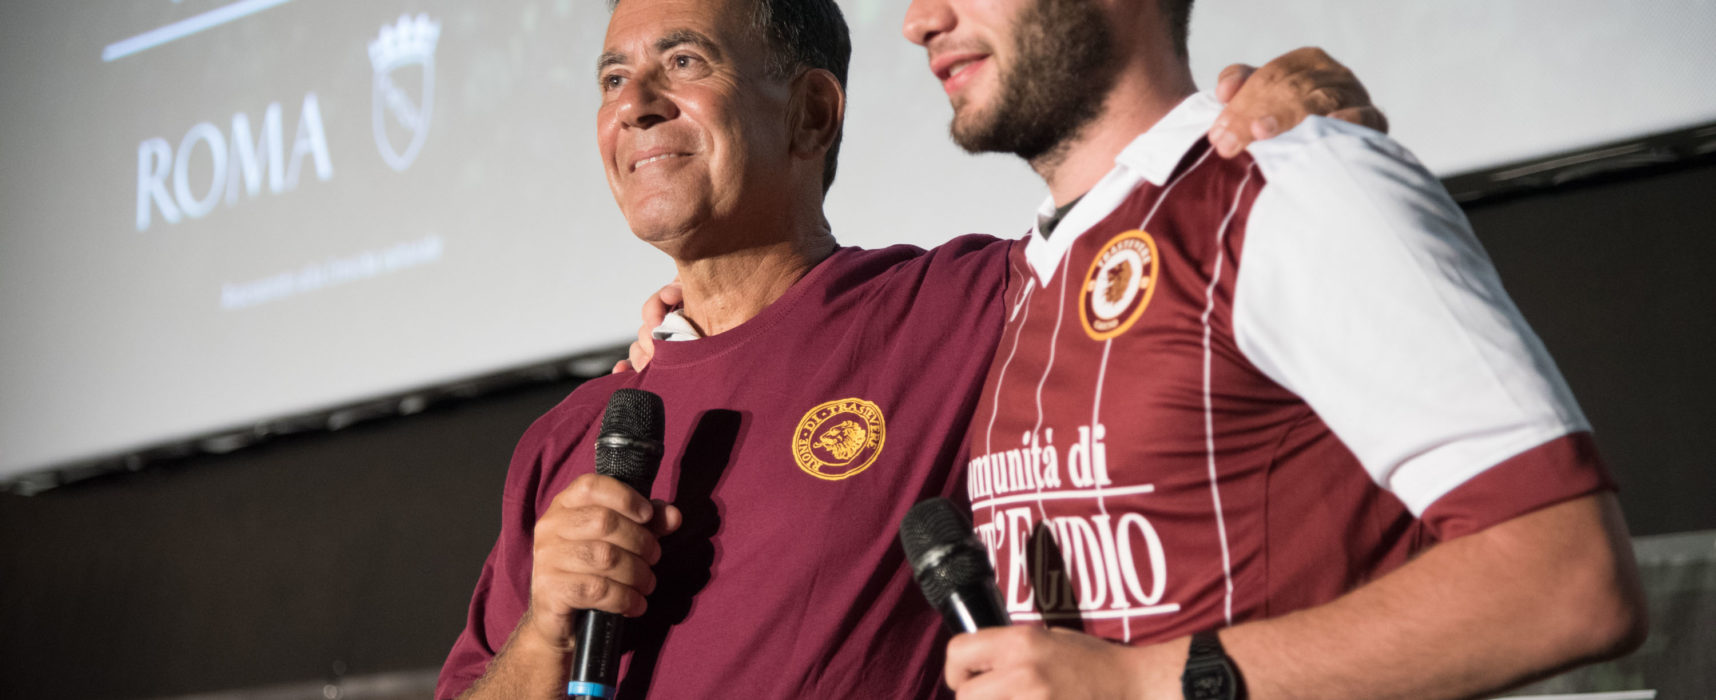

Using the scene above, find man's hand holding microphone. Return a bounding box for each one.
[463,389,677,700]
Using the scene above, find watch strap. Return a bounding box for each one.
[1188,630,1225,662]
[1182,629,1245,700]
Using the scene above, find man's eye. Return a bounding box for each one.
[602,74,625,90]
[672,54,697,69]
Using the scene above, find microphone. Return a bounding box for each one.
[899,498,1009,633]
[568,388,666,700]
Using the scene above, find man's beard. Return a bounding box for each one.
[950,0,1118,164]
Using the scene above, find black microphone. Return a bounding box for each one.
[568,388,666,700]
[899,498,1010,633]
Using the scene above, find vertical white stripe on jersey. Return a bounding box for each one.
[1088,336,1123,639]
[1201,165,1258,627]
[1085,146,1218,641]
[1008,253,1032,323]
[1031,255,1072,523]
[984,258,1034,528]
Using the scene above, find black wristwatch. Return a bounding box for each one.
[1181,629,1245,700]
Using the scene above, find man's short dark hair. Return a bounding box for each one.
[1163,0,1193,59]
[610,0,852,194]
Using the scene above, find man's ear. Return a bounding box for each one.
[788,68,845,162]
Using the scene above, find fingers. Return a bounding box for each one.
[628,279,680,373]
[1213,63,1256,104]
[953,671,1046,700]
[945,627,1024,692]
[1249,113,1282,141]
[641,281,682,327]
[648,498,683,537]
[538,537,658,591]
[1329,105,1389,134]
[945,632,988,692]
[529,546,653,621]
[945,628,1066,699]
[531,475,671,619]
[552,473,657,523]
[1208,46,1377,158]
[1209,65,1258,157]
[945,627,1140,699]
[612,359,633,374]
[539,501,663,565]
[659,280,684,309]
[629,327,656,373]
[534,569,650,618]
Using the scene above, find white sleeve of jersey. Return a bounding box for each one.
[1233,118,1590,516]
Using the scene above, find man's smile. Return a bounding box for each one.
[931,51,990,95]
[629,149,693,172]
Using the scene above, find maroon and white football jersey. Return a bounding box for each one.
[967,93,1610,645]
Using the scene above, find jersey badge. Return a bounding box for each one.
[1080,230,1160,340]
[791,398,886,481]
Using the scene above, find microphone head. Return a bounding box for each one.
[899,498,994,610]
[595,388,665,492]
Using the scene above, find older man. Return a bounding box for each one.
[895,0,1649,698]
[437,1,1379,697]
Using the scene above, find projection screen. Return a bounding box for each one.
[1,0,1712,482]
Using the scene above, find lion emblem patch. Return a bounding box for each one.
[792,398,886,481]
[1080,230,1160,340]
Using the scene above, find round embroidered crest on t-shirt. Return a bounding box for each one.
[792,398,886,481]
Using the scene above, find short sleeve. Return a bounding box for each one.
[914,233,1016,340]
[863,234,1016,378]
[1232,118,1607,531]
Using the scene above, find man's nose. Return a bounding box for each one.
[618,74,677,128]
[902,0,954,47]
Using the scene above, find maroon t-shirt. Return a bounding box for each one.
[437,236,1014,699]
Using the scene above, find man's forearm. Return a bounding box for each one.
[458,612,573,700]
[1193,493,1647,700]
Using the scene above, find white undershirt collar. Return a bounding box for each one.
[651,309,701,341]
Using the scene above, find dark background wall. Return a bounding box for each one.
[1467,162,1716,534]
[0,381,576,699]
[2,162,1713,699]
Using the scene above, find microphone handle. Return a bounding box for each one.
[569,609,623,699]
[943,579,1010,633]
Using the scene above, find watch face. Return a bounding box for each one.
[1185,665,1235,700]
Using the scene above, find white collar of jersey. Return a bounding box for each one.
[1023,92,1222,286]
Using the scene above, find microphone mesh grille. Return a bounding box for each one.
[899,498,993,609]
[600,388,666,441]
[595,388,665,491]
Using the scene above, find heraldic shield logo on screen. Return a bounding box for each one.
[368,13,441,172]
